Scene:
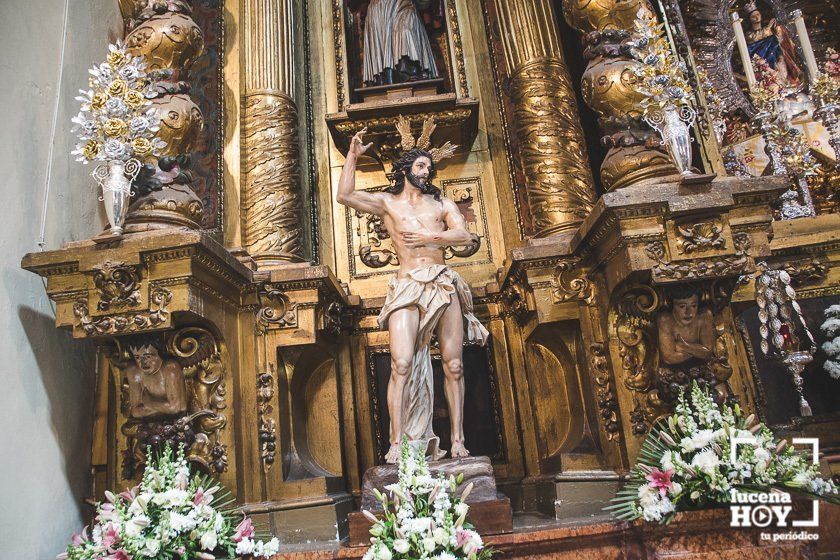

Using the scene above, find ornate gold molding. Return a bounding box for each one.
[93,261,142,311]
[646,232,752,283]
[676,220,726,254]
[74,287,172,337]
[257,365,277,470]
[445,0,469,98]
[590,343,621,442]
[256,283,298,332]
[551,259,594,303]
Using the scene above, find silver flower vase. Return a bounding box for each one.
[644,104,697,176]
[92,159,140,236]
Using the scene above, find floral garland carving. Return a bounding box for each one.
[74,286,172,336]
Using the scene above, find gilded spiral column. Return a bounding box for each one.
[492,0,597,238]
[563,0,676,190]
[242,0,305,266]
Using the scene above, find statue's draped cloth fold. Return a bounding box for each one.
[378,265,489,458]
[362,0,439,83]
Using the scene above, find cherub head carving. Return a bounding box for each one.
[128,337,165,375]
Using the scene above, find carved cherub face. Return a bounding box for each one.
[672,294,699,326]
[410,156,432,184]
[130,344,163,375]
[749,9,762,26]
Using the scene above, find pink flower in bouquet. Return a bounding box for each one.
[71,527,90,546]
[645,468,674,497]
[234,517,255,542]
[455,528,483,555]
[97,502,117,522]
[118,485,139,503]
[193,486,217,507]
[101,522,120,549]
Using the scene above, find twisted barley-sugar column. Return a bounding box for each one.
[243,0,305,265]
[492,0,597,238]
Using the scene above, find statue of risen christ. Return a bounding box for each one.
[336,127,488,463]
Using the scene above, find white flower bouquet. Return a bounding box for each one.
[608,382,839,523]
[58,446,279,560]
[362,440,493,560]
[71,41,166,164]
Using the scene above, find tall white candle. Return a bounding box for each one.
[731,13,757,91]
[792,9,820,84]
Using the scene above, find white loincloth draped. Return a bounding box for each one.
[362,0,439,83]
[377,264,489,459]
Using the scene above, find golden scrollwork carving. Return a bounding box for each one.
[508,59,596,237]
[242,93,304,264]
[551,259,593,303]
[257,364,277,471]
[256,283,298,332]
[501,269,532,323]
[676,220,726,254]
[615,285,659,393]
[645,232,752,282]
[333,109,474,163]
[332,0,346,110]
[590,343,621,442]
[93,261,142,311]
[74,287,172,337]
[125,13,204,72]
[783,258,829,287]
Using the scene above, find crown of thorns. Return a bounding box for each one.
[395,115,457,164]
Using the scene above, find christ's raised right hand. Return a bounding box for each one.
[349,127,373,157]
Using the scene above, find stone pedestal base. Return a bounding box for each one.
[553,471,621,521]
[348,456,513,547]
[244,492,354,545]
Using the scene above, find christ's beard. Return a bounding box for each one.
[407,171,426,190]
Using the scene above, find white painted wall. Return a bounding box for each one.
[0,0,121,557]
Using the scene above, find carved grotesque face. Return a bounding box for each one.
[672,294,699,325]
[131,345,163,375]
[410,156,432,184]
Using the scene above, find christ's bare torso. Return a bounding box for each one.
[381,194,447,274]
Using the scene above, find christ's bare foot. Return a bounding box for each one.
[385,442,401,464]
[450,440,470,458]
